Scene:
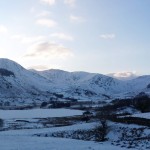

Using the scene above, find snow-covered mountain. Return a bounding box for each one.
[127,75,150,94]
[32,69,128,99]
[0,59,54,104]
[34,70,150,100]
[0,58,150,104]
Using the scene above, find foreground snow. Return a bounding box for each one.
[131,112,150,119]
[0,122,130,150]
[0,118,147,150]
[1,121,147,150]
[0,107,148,150]
[0,109,83,119]
[0,136,129,150]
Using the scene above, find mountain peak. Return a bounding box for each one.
[0,58,24,73]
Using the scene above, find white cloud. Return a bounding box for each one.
[36,18,57,28]
[24,42,73,59]
[100,34,116,40]
[50,32,74,41]
[70,15,85,23]
[0,25,8,34]
[28,65,49,71]
[64,0,76,7]
[108,71,138,80]
[40,0,56,6]
[36,11,51,17]
[28,64,62,71]
[113,71,136,78]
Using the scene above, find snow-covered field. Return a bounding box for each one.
[0,108,149,150]
[131,112,150,119]
[0,123,130,150]
[0,108,126,150]
[0,135,128,150]
[0,109,83,119]
[1,121,147,150]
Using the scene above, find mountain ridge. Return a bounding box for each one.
[0,58,150,105]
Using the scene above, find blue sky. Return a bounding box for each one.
[0,0,150,76]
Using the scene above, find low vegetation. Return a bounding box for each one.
[0,119,4,129]
[0,68,15,77]
[96,94,150,115]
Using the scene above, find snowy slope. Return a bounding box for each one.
[131,112,150,119]
[0,58,53,101]
[35,69,150,99]
[127,75,150,91]
[34,69,132,99]
[1,58,150,103]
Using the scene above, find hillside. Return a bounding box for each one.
[0,59,150,105]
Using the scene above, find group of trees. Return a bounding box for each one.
[101,94,150,114]
[0,119,3,128]
[82,110,109,142]
[0,68,15,77]
[94,119,109,141]
[50,101,71,108]
[40,101,71,108]
[133,95,150,113]
[94,94,150,142]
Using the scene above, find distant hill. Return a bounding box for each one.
[0,58,150,105]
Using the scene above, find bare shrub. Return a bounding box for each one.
[94,119,109,141]
[0,119,4,128]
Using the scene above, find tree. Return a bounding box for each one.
[94,110,111,142]
[94,119,109,141]
[100,119,109,141]
[40,102,48,108]
[133,95,150,113]
[0,119,3,128]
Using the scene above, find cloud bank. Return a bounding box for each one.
[24,42,73,59]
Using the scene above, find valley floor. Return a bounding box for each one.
[0,135,126,150]
[0,109,149,150]
[0,123,129,150]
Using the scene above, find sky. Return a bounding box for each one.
[0,0,150,76]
